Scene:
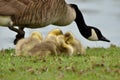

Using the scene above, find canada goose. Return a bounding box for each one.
[15,31,43,56]
[0,0,110,44]
[64,32,86,55]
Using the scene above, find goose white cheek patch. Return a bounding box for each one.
[0,16,12,26]
[88,29,98,41]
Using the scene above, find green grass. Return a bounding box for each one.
[0,46,120,80]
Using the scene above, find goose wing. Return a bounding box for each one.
[18,0,35,5]
[0,0,35,16]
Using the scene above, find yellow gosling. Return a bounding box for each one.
[28,40,60,57]
[15,29,63,57]
[57,35,74,56]
[64,32,86,55]
[45,28,63,42]
[42,28,63,55]
[30,31,43,41]
[26,28,63,57]
[29,29,73,57]
[15,31,43,56]
[45,29,74,56]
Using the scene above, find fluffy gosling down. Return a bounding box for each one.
[64,32,86,55]
[15,31,43,56]
[15,29,64,57]
[29,28,64,57]
[45,28,75,56]
[57,35,74,56]
[15,29,86,57]
[44,28,85,56]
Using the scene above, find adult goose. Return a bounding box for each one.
[0,0,110,44]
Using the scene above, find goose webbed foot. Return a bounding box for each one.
[8,26,25,44]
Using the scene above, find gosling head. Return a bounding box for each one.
[64,32,74,44]
[70,4,110,42]
[30,31,43,41]
[48,28,63,36]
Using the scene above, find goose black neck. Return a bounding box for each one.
[70,4,87,26]
[70,4,91,39]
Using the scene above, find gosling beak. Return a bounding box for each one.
[100,36,110,42]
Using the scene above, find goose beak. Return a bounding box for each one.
[100,36,110,42]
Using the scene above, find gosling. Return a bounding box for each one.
[15,31,43,56]
[64,32,86,55]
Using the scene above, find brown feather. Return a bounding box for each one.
[0,0,26,16]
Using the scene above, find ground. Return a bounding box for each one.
[0,45,120,80]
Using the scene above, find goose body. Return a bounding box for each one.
[0,0,110,44]
[0,0,74,27]
[0,16,11,26]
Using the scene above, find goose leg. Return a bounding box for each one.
[8,26,25,44]
[14,27,25,44]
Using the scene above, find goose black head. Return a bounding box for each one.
[70,4,110,42]
[87,26,110,42]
